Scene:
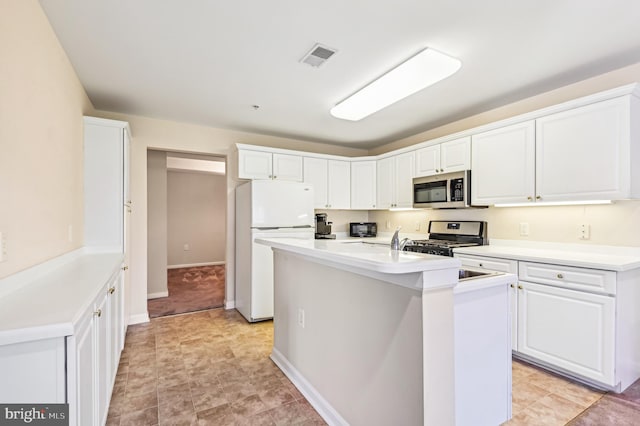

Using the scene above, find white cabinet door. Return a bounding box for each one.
[536,96,631,202]
[327,160,350,209]
[471,121,536,205]
[376,157,394,209]
[517,281,615,386]
[303,157,328,208]
[94,291,110,426]
[108,271,124,385]
[73,309,96,426]
[273,153,303,182]
[376,153,415,208]
[238,150,273,179]
[455,254,519,350]
[415,145,440,176]
[84,121,125,249]
[440,137,470,173]
[351,161,377,209]
[394,152,415,208]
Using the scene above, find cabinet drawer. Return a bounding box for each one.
[519,262,615,295]
[455,254,518,274]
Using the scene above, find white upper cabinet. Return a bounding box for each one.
[415,145,440,176]
[415,137,470,177]
[303,158,350,209]
[471,121,536,205]
[273,153,304,182]
[377,152,415,209]
[351,161,377,210]
[472,95,639,205]
[536,96,633,202]
[238,150,303,181]
[84,117,130,251]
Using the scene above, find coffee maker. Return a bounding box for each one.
[315,213,336,239]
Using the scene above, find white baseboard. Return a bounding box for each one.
[167,261,225,269]
[224,300,235,309]
[270,347,348,426]
[147,291,168,300]
[128,313,150,325]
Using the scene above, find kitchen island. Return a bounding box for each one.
[256,238,515,426]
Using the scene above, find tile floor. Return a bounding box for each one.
[147,266,225,318]
[107,308,326,426]
[506,360,604,425]
[109,307,639,425]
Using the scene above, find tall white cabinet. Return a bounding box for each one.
[376,152,415,209]
[303,157,350,209]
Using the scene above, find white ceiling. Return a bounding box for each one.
[39,1,640,149]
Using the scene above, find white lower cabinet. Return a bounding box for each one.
[517,281,615,385]
[456,255,519,350]
[455,252,638,391]
[68,268,125,426]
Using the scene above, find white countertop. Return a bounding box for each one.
[453,239,640,272]
[256,237,460,274]
[0,249,124,346]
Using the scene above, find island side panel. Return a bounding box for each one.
[271,250,425,426]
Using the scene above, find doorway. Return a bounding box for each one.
[146,150,227,318]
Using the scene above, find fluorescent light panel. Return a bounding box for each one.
[494,200,613,208]
[330,48,461,121]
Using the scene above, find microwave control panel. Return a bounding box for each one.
[450,178,464,202]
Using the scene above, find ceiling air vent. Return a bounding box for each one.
[300,43,337,68]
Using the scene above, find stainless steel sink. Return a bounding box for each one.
[458,269,501,281]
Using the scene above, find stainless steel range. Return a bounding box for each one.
[403,220,487,256]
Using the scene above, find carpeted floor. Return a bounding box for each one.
[147,265,225,318]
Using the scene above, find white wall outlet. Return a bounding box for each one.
[519,222,530,236]
[0,232,6,262]
[298,308,305,328]
[183,243,190,251]
[579,223,591,240]
[415,222,421,231]
[385,220,391,230]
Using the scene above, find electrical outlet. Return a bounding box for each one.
[579,223,591,240]
[519,223,530,236]
[415,222,421,231]
[183,243,190,251]
[298,308,305,328]
[0,232,6,262]
[386,220,391,230]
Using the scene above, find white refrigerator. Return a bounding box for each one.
[235,180,315,322]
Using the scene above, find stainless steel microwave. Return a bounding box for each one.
[413,170,472,209]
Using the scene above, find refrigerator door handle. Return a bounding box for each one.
[255,227,280,230]
[292,225,313,228]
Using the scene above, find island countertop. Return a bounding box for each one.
[255,237,461,274]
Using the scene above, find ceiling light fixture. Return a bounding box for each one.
[330,48,461,121]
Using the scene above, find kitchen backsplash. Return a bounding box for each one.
[324,201,640,246]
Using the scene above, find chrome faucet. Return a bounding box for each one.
[390,227,410,250]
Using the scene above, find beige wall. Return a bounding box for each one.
[167,170,226,266]
[0,0,94,279]
[147,150,168,297]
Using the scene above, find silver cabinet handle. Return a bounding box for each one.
[518,285,523,290]
[94,309,102,318]
[557,273,564,279]
[479,263,484,267]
